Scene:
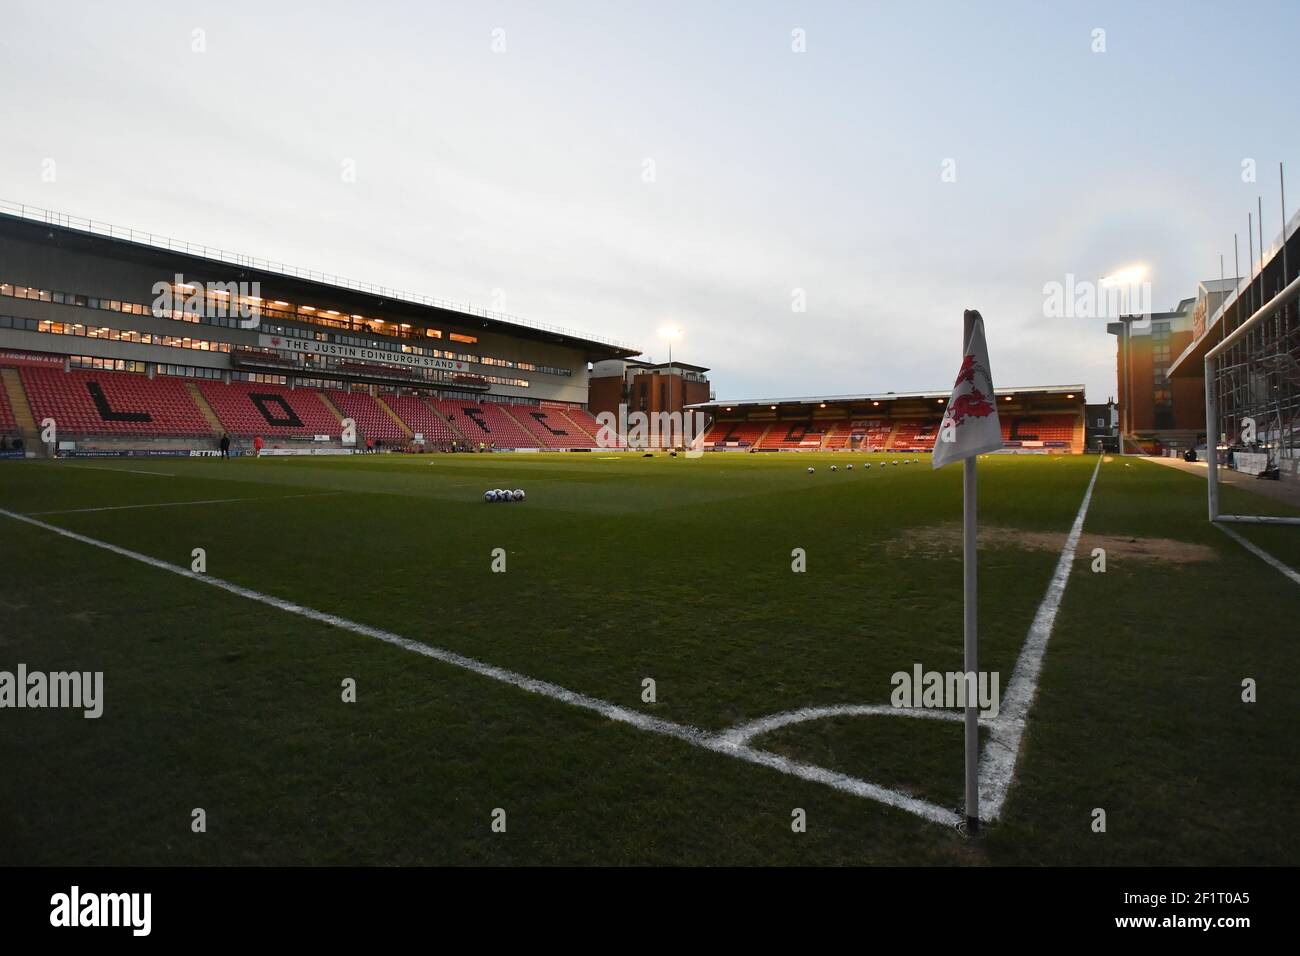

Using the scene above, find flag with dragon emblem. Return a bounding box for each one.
[932,313,1002,469]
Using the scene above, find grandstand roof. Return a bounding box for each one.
[0,200,640,360]
[688,385,1085,410]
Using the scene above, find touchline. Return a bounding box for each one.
[0,665,103,718]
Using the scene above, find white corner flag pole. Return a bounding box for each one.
[961,309,980,835]
[935,308,1001,833]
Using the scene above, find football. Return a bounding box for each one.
[831,464,838,472]
[484,490,497,502]
[807,466,814,474]
[512,489,525,501]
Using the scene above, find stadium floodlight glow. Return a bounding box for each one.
[658,326,686,418]
[301,305,315,311]
[1100,264,1148,287]
[273,300,289,306]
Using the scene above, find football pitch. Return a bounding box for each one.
[1,451,1297,866]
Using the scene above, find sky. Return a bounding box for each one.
[3,0,1299,403]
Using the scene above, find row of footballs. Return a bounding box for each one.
[484,489,527,502]
[808,459,920,473]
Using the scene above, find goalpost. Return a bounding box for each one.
[1205,271,1300,525]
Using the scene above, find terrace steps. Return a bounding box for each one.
[1,366,42,456]
[422,398,467,442]
[317,391,347,424]
[374,394,414,440]
[184,380,225,436]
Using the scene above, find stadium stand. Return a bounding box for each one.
[506,405,596,448]
[327,390,407,443]
[888,420,938,451]
[431,398,537,447]
[860,422,893,450]
[20,366,213,437]
[1003,414,1076,446]
[818,421,852,449]
[757,420,826,449]
[706,420,768,446]
[382,393,462,444]
[0,378,15,437]
[198,379,339,438]
[827,420,893,450]
[557,407,604,442]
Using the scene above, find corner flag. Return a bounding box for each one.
[932,313,1002,470]
[935,309,1001,835]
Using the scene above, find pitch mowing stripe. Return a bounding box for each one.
[27,492,345,516]
[0,506,960,828]
[62,465,176,477]
[977,455,1102,821]
[1213,523,1300,587]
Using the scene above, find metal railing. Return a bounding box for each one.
[0,198,639,352]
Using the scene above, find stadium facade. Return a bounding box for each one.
[0,203,639,455]
[588,358,712,422]
[1107,280,1234,454]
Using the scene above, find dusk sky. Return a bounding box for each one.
[4,0,1299,401]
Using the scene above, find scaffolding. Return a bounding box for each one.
[1206,269,1300,524]
[1212,292,1300,463]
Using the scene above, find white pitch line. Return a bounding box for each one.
[1213,523,1300,587]
[977,455,1102,821]
[718,703,965,749]
[0,506,960,828]
[27,492,344,517]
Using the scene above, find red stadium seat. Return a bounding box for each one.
[20,367,212,437]
[757,420,826,449]
[1002,415,1076,446]
[327,390,406,442]
[0,380,15,435]
[505,405,597,448]
[888,420,938,451]
[198,379,339,439]
[429,399,538,448]
[705,420,767,446]
[382,393,462,443]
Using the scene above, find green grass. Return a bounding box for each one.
[0,451,1297,865]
